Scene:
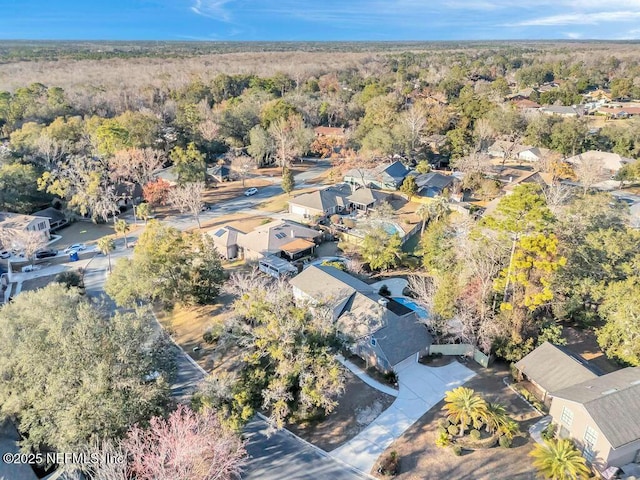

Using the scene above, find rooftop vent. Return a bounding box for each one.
[378,298,389,307]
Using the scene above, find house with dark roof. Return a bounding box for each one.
[31,207,68,231]
[290,265,431,372]
[514,342,599,406]
[549,367,640,477]
[344,160,410,190]
[207,164,231,183]
[415,172,458,198]
[347,187,388,212]
[288,184,351,219]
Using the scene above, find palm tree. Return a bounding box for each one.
[416,203,431,236]
[136,203,152,224]
[442,387,488,435]
[115,219,130,248]
[416,197,451,236]
[97,237,116,273]
[484,402,509,434]
[530,439,591,480]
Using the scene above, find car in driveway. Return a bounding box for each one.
[64,243,87,254]
[35,249,58,259]
[244,187,258,196]
[0,250,10,259]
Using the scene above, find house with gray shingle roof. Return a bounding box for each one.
[549,367,640,477]
[515,342,599,406]
[290,265,430,372]
[288,184,351,219]
[344,160,410,190]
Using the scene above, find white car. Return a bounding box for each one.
[0,250,10,259]
[64,243,87,254]
[244,187,258,197]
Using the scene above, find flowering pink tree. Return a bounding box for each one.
[123,405,246,480]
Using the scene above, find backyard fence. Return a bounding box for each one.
[427,344,491,368]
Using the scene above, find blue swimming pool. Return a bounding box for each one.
[391,297,429,319]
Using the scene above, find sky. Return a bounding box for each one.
[2,0,640,41]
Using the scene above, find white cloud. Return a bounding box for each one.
[563,32,582,38]
[512,10,640,26]
[190,0,234,21]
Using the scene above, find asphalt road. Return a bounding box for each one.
[243,417,371,480]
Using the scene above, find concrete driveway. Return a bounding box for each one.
[330,357,475,474]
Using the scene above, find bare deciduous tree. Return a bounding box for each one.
[1,230,48,265]
[230,155,255,187]
[168,181,205,229]
[268,115,313,170]
[573,156,608,194]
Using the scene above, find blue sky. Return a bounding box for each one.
[2,0,640,41]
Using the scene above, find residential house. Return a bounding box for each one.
[288,184,351,219]
[314,126,347,139]
[0,212,51,240]
[290,265,431,372]
[549,367,640,477]
[31,207,68,231]
[415,172,459,198]
[207,226,241,260]
[153,166,179,186]
[565,150,637,176]
[514,342,599,406]
[236,220,323,261]
[487,140,551,163]
[207,164,231,183]
[540,105,583,117]
[344,160,410,190]
[347,187,388,212]
[511,98,542,111]
[597,106,640,119]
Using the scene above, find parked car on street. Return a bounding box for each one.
[0,250,10,259]
[35,249,58,259]
[64,243,87,254]
[244,187,258,196]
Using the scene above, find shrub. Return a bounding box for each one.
[437,418,451,429]
[541,422,557,441]
[447,425,459,436]
[377,451,400,476]
[435,431,451,448]
[202,329,219,344]
[55,270,84,289]
[469,429,481,440]
[451,445,463,456]
[342,218,356,229]
[437,426,447,435]
[499,436,512,448]
[384,370,398,385]
[330,214,341,225]
[378,285,391,297]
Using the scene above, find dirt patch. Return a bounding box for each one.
[377,361,539,480]
[288,370,395,452]
[156,295,234,372]
[563,326,621,374]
